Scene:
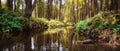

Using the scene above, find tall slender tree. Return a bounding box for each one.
[13,0,17,11]
[7,0,13,10]
[38,0,43,17]
[110,0,118,13]
[100,0,103,10]
[94,0,98,14]
[59,0,62,20]
[47,0,53,20]
[0,0,1,8]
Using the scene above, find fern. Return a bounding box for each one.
[0,9,23,33]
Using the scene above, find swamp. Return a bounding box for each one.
[0,0,120,51]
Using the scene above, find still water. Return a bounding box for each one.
[0,26,120,51]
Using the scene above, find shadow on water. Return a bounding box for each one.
[0,26,120,51]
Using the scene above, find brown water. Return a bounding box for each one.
[0,26,120,51]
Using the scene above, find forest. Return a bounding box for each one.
[0,0,120,51]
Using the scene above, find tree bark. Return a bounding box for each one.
[47,0,53,20]
[110,0,118,13]
[94,0,98,14]
[13,0,17,11]
[7,0,13,10]
[24,0,36,18]
[23,0,36,32]
[0,0,1,8]
[38,0,43,17]
[100,0,103,10]
[88,0,91,17]
[59,0,62,20]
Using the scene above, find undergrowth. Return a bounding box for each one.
[0,9,23,33]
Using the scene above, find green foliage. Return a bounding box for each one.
[29,17,49,28]
[111,22,120,32]
[30,17,49,25]
[75,17,95,32]
[48,19,66,27]
[0,9,23,33]
[30,17,65,28]
[75,11,120,34]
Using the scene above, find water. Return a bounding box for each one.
[0,26,120,51]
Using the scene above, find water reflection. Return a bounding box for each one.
[2,43,25,51]
[0,26,120,51]
[30,26,75,51]
[31,37,35,50]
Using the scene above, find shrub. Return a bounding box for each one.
[75,11,120,34]
[30,17,49,28]
[75,17,95,33]
[48,19,65,27]
[30,17,66,28]
[0,9,23,33]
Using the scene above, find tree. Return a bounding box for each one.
[0,0,1,8]
[93,0,98,14]
[7,0,13,10]
[38,0,43,17]
[110,0,119,13]
[47,0,53,20]
[23,0,37,31]
[58,0,62,20]
[24,0,36,18]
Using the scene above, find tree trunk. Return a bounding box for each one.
[94,0,98,14]
[47,0,53,20]
[59,0,62,20]
[100,0,103,10]
[24,0,36,18]
[13,0,17,11]
[105,0,109,11]
[38,0,43,17]
[23,0,36,32]
[0,0,1,8]
[110,0,118,13]
[7,0,13,10]
[91,0,94,17]
[88,0,91,17]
